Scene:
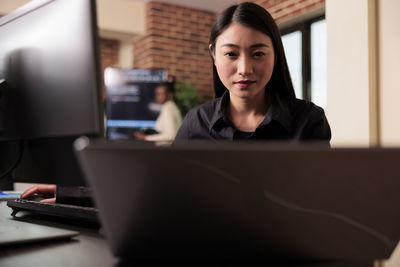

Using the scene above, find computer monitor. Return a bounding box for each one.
[105,67,168,140]
[0,0,103,186]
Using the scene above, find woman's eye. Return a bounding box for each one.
[224,52,237,57]
[253,51,265,58]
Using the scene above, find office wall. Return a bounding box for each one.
[254,0,325,22]
[133,2,216,101]
[0,0,29,15]
[96,0,146,71]
[379,0,400,147]
[97,0,145,36]
[325,0,373,147]
[326,0,400,147]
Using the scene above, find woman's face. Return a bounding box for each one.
[212,22,275,101]
[155,85,168,104]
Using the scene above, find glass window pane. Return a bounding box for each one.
[282,31,302,99]
[311,19,327,109]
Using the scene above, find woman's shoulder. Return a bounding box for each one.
[185,97,221,119]
[164,100,180,112]
[287,98,326,117]
[174,98,222,141]
[286,98,331,141]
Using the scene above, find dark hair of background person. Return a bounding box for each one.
[158,82,175,94]
[209,2,296,106]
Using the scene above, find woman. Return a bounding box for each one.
[175,2,331,142]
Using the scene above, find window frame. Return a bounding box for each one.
[280,15,325,101]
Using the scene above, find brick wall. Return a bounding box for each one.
[133,2,216,101]
[253,0,325,22]
[99,38,120,98]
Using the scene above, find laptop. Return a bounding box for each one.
[0,203,79,246]
[74,137,400,262]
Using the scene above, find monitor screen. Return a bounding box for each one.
[105,68,168,140]
[0,0,103,186]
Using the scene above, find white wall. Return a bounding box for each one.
[326,0,377,147]
[97,0,146,68]
[97,0,145,37]
[379,0,400,147]
[0,0,30,15]
[327,0,400,147]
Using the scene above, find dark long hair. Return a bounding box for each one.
[209,2,295,104]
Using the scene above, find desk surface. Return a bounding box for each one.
[1,201,399,267]
[0,201,116,267]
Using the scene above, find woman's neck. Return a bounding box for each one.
[228,92,271,132]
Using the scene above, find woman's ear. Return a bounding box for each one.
[209,44,215,62]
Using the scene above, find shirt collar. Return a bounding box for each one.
[267,101,292,132]
[209,90,230,131]
[209,90,292,133]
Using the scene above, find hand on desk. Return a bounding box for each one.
[21,184,57,203]
[134,131,147,140]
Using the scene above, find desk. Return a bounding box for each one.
[0,201,116,267]
[1,201,399,267]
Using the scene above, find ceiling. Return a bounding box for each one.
[131,0,239,12]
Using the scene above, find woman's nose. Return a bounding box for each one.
[237,55,252,76]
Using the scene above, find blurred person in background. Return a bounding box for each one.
[135,82,182,144]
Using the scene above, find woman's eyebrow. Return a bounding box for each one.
[220,43,239,48]
[250,43,270,48]
[220,43,270,48]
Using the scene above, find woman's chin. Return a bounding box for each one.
[229,89,261,100]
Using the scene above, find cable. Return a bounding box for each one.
[0,140,24,180]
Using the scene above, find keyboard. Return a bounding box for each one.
[7,199,99,224]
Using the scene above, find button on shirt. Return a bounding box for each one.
[174,92,331,143]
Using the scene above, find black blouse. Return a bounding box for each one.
[174,92,331,143]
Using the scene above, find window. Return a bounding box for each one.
[281,31,302,99]
[281,16,326,109]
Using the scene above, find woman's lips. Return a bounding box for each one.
[234,80,256,88]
